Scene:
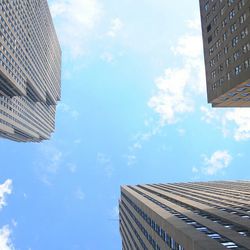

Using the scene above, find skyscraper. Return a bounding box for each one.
[0,0,61,142]
[199,0,250,107]
[119,181,250,249]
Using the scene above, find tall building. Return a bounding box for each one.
[199,0,250,107]
[0,0,61,142]
[119,181,250,250]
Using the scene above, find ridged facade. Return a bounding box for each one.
[0,0,61,142]
[119,181,250,250]
[199,0,250,107]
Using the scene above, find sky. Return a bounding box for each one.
[0,0,250,249]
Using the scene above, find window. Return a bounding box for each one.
[232,36,239,47]
[238,0,246,10]
[207,24,212,32]
[217,51,222,60]
[239,13,247,24]
[228,0,235,6]
[241,27,248,39]
[212,82,217,91]
[216,39,221,48]
[209,46,214,55]
[222,242,238,248]
[219,77,225,86]
[233,51,240,61]
[237,87,246,92]
[214,27,219,37]
[222,18,227,28]
[242,43,250,53]
[219,64,224,72]
[210,58,216,67]
[230,23,237,33]
[221,6,226,16]
[235,65,242,75]
[228,92,237,96]
[244,59,250,69]
[213,15,218,25]
[229,9,235,19]
[208,35,213,43]
[205,1,209,12]
[223,32,227,41]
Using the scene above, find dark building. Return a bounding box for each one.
[119,181,250,249]
[0,0,61,141]
[199,0,250,107]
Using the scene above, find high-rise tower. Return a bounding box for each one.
[0,0,61,141]
[119,181,250,249]
[199,0,250,107]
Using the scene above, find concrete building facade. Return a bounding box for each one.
[119,181,250,250]
[199,0,250,107]
[0,0,61,141]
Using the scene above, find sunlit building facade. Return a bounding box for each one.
[119,181,250,250]
[0,0,61,141]
[199,0,250,107]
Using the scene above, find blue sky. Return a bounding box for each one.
[0,0,250,249]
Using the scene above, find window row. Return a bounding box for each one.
[122,192,184,250]
[120,210,146,250]
[129,187,242,249]
[210,42,250,68]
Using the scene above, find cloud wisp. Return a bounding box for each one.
[35,143,64,186]
[201,107,250,141]
[0,225,15,250]
[125,18,205,166]
[106,18,123,38]
[148,18,205,126]
[97,153,114,178]
[58,103,80,120]
[50,0,103,58]
[0,180,14,250]
[148,17,250,142]
[0,179,12,210]
[193,150,233,176]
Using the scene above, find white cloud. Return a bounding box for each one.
[97,153,114,177]
[36,144,64,185]
[58,103,80,120]
[148,67,194,124]
[171,34,203,59]
[40,145,63,174]
[148,17,250,142]
[200,106,220,124]
[224,109,250,141]
[123,154,137,166]
[0,180,12,210]
[50,0,103,58]
[0,225,14,250]
[202,150,233,175]
[186,18,201,31]
[107,18,123,38]
[148,18,206,125]
[201,106,250,141]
